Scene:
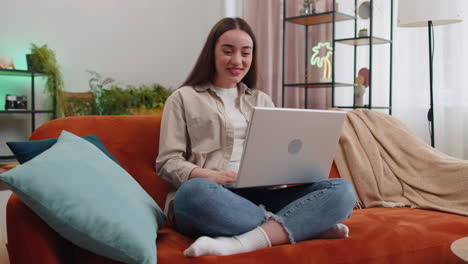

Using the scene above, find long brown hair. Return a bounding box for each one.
[181,17,258,89]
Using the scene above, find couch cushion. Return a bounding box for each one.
[154,208,467,263]
[74,208,467,264]
[28,115,174,211]
[7,134,121,165]
[0,131,166,264]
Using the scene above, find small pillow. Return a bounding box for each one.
[7,134,121,166]
[0,131,166,264]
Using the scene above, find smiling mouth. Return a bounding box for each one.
[228,68,242,76]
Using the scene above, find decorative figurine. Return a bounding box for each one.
[300,0,316,15]
[0,56,15,70]
[354,67,370,107]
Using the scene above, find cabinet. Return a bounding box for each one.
[0,69,56,159]
[282,0,393,113]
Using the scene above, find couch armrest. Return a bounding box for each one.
[7,194,74,264]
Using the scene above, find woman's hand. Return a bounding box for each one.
[189,168,237,184]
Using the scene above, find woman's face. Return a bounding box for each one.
[213,29,253,88]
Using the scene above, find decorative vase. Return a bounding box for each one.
[26,54,35,71]
[354,84,366,107]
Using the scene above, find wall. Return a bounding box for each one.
[0,0,225,242]
[0,0,224,151]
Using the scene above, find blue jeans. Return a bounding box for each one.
[173,178,356,243]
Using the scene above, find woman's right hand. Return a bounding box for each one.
[189,168,237,184]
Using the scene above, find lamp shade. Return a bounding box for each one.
[398,0,464,27]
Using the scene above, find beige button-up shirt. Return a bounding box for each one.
[156,82,275,190]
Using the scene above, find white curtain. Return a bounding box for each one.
[436,19,468,159]
[393,1,468,159]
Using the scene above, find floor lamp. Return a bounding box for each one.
[398,0,463,147]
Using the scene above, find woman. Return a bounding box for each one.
[156,17,356,257]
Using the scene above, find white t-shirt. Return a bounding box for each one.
[214,87,248,172]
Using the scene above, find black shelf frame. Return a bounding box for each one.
[335,36,392,45]
[282,0,393,114]
[284,82,355,88]
[0,69,41,77]
[0,110,54,114]
[0,69,56,160]
[336,106,391,109]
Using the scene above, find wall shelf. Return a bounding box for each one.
[286,11,355,25]
[0,68,56,159]
[282,0,393,113]
[0,69,43,77]
[335,36,392,46]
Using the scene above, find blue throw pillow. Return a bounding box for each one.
[7,134,121,166]
[0,131,166,264]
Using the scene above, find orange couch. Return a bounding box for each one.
[6,115,468,264]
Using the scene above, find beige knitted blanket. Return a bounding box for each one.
[334,109,468,216]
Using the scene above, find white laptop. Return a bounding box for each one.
[223,107,346,189]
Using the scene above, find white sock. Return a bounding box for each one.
[316,223,349,239]
[184,226,271,257]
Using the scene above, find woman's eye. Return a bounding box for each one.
[242,52,251,56]
[223,50,233,54]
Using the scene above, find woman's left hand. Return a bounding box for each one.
[189,168,237,184]
[215,170,237,184]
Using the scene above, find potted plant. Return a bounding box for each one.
[359,28,369,37]
[29,44,64,117]
[88,71,172,116]
[62,91,98,116]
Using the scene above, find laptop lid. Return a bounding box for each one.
[229,107,346,189]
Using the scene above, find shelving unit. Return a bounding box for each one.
[0,69,56,159]
[282,0,393,113]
